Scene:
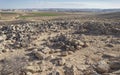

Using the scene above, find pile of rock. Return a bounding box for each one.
[47,34,89,52]
[90,59,120,75]
[0,22,42,49]
[74,22,120,36]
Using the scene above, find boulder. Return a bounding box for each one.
[112,70,120,74]
[96,60,110,73]
[109,61,120,70]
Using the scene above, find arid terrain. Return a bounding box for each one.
[0,11,120,75]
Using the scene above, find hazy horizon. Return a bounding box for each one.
[0,0,120,9]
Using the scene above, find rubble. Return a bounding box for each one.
[47,33,88,52]
[0,13,119,75]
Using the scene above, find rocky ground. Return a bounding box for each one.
[0,14,120,75]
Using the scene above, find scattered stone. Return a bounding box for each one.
[112,70,120,74]
[25,72,33,75]
[2,49,9,53]
[76,45,82,49]
[109,61,120,70]
[76,65,90,71]
[54,58,66,66]
[45,55,54,61]
[41,47,51,54]
[33,51,46,60]
[61,51,68,56]
[52,49,60,53]
[106,44,114,47]
[23,65,40,73]
[96,60,110,73]
[0,35,6,41]
[64,65,79,75]
[83,42,90,47]
[78,40,85,46]
[51,69,63,75]
[103,53,118,58]
[49,49,55,54]
[68,51,74,55]
[0,15,120,75]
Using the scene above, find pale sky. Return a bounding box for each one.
[0,0,120,9]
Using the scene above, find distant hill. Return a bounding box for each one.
[1,8,120,13]
[97,12,120,18]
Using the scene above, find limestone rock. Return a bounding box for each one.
[78,40,84,46]
[64,65,79,75]
[25,72,33,75]
[96,60,110,73]
[83,42,90,47]
[112,70,120,74]
[41,47,51,54]
[33,51,45,60]
[54,58,66,66]
[23,65,40,73]
[61,51,68,56]
[51,69,64,75]
[109,61,120,70]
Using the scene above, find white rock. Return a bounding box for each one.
[78,40,84,46]
[26,72,33,75]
